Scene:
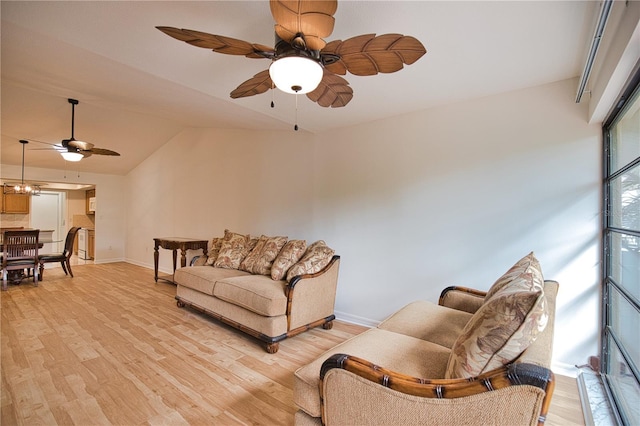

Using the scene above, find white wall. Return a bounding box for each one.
[312,78,602,374]
[0,164,126,262]
[125,127,316,273]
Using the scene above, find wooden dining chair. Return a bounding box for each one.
[1,229,40,291]
[38,227,81,280]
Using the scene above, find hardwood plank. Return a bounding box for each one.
[1,262,585,425]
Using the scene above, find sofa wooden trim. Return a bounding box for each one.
[320,354,555,425]
[176,255,340,353]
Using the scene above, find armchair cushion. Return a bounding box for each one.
[445,272,548,379]
[294,328,450,418]
[378,300,473,349]
[484,251,543,301]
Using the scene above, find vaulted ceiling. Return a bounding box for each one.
[1,1,597,176]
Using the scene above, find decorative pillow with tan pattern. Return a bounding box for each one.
[240,237,259,265]
[285,240,335,282]
[445,272,548,379]
[213,230,252,269]
[240,235,288,275]
[271,239,307,281]
[205,237,224,266]
[484,252,543,302]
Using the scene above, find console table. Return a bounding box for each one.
[153,237,208,283]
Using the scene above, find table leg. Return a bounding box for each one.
[154,243,160,282]
[172,249,178,276]
[180,248,188,268]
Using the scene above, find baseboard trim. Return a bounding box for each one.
[334,310,378,328]
[94,257,125,265]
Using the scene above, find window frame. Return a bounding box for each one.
[601,61,640,426]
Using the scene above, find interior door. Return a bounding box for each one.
[30,191,66,253]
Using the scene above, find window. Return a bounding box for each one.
[602,65,640,425]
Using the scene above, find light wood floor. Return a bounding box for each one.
[1,262,585,425]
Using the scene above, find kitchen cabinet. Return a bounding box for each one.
[86,189,95,215]
[1,192,30,214]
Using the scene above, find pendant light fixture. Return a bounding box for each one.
[3,140,41,195]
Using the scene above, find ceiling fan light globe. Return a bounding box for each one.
[61,151,83,162]
[269,57,323,94]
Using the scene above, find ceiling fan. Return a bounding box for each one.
[157,0,427,109]
[31,98,120,162]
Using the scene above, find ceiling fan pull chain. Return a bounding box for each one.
[271,84,275,108]
[294,92,299,131]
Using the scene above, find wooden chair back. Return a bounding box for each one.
[2,230,40,268]
[62,227,81,258]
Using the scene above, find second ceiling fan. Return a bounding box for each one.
[32,98,120,162]
[157,0,427,108]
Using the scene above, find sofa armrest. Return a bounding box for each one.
[285,256,340,331]
[320,353,555,426]
[438,285,487,313]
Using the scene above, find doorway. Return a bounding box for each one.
[30,191,66,253]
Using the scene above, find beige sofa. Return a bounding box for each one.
[173,230,340,353]
[294,253,558,425]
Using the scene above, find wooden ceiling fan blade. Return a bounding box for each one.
[306,71,353,108]
[88,148,120,156]
[30,147,65,152]
[26,138,59,147]
[270,0,337,50]
[322,33,426,76]
[230,70,273,99]
[67,139,94,151]
[156,26,274,58]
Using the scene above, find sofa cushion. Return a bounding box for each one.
[213,274,288,317]
[205,237,224,266]
[174,266,250,295]
[271,239,307,281]
[445,272,548,379]
[484,252,543,302]
[240,235,288,275]
[214,230,253,269]
[286,240,335,282]
[377,300,473,349]
[294,328,451,418]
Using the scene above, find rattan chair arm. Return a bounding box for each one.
[320,352,554,400]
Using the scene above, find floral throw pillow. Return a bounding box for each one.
[445,272,549,379]
[213,230,251,269]
[205,237,224,266]
[240,235,288,275]
[271,239,307,281]
[239,236,268,272]
[484,252,543,302]
[285,240,335,282]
